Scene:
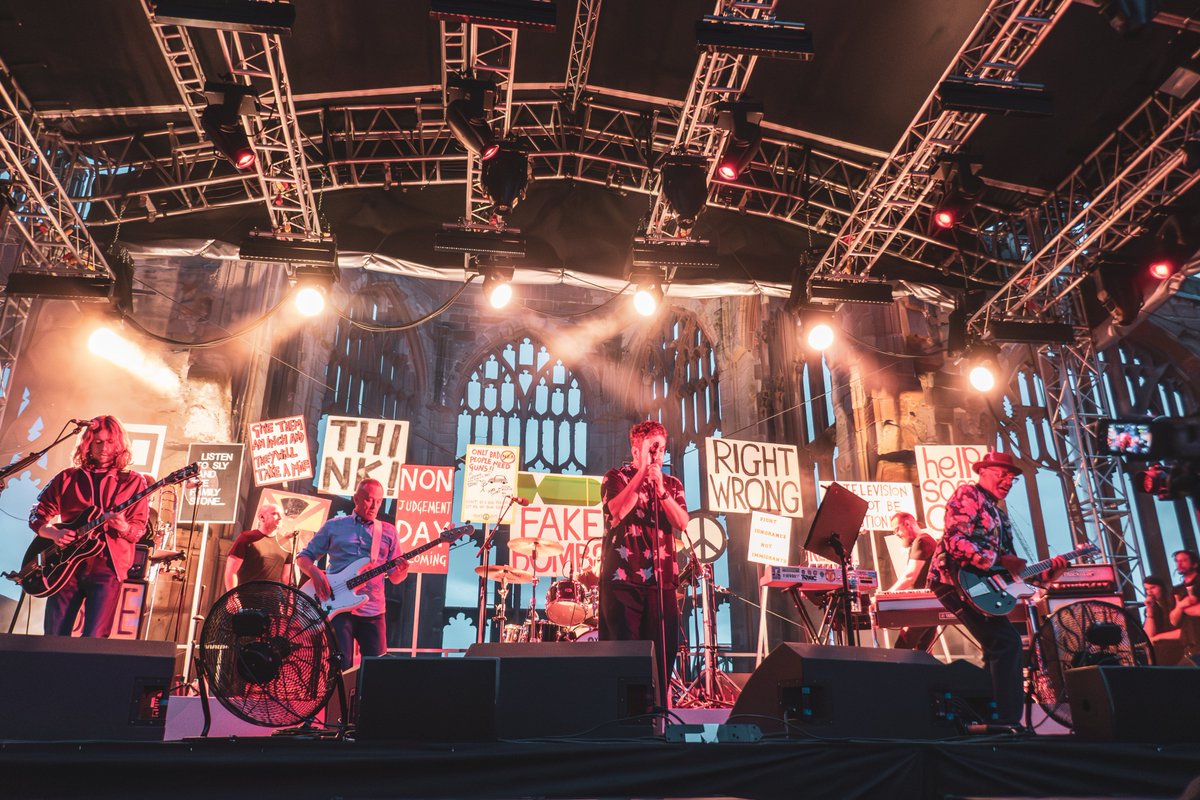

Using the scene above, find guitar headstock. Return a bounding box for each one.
[166,463,200,485]
[1079,542,1102,559]
[441,524,474,543]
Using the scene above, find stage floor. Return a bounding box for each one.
[1,731,1197,800]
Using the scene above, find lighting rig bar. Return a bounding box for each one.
[806,276,894,305]
[695,16,814,61]
[430,0,557,31]
[564,0,603,111]
[239,233,338,268]
[434,225,527,258]
[3,271,114,301]
[149,0,296,35]
[632,237,720,272]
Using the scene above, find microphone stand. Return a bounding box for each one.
[475,495,518,644]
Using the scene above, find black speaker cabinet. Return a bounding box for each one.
[0,633,175,741]
[465,640,659,739]
[728,643,991,739]
[355,656,499,741]
[1066,665,1200,742]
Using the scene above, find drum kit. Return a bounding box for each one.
[473,537,601,643]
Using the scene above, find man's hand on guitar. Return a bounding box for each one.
[39,524,75,546]
[309,570,332,601]
[998,554,1026,576]
[1039,555,1069,582]
[387,557,410,583]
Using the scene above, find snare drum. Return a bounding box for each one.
[546,579,590,626]
[500,621,560,643]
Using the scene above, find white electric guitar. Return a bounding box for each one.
[303,524,473,618]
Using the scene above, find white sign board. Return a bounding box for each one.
[511,473,604,578]
[248,415,313,487]
[461,444,520,523]
[704,437,803,517]
[317,415,411,498]
[747,510,792,566]
[817,481,917,532]
[914,444,989,533]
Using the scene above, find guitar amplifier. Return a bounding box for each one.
[1044,563,1118,596]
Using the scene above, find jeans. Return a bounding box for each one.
[932,581,1025,724]
[43,554,123,637]
[331,613,387,670]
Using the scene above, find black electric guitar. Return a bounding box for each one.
[954,542,1101,617]
[4,463,199,597]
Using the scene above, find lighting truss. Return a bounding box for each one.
[564,0,603,112]
[149,0,296,35]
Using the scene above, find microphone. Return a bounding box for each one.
[511,496,531,506]
[70,418,92,426]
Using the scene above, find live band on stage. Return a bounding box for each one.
[4,414,1199,734]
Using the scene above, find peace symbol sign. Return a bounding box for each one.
[683,512,727,564]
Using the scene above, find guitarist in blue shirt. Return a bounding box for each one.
[928,450,1066,727]
[297,479,409,669]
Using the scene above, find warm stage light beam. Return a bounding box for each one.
[87,326,181,395]
[294,286,327,317]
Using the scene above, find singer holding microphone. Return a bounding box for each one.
[29,415,150,637]
[599,420,689,708]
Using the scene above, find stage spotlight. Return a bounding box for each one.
[481,143,529,216]
[481,265,514,309]
[293,285,326,317]
[929,154,983,232]
[659,154,709,235]
[964,344,1001,393]
[631,270,664,317]
[798,307,836,351]
[445,74,499,159]
[715,101,763,181]
[201,84,256,171]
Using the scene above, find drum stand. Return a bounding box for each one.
[674,563,739,708]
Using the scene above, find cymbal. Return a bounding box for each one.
[508,537,565,558]
[475,564,534,584]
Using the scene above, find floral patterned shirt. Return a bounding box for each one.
[928,482,1015,587]
[600,464,687,587]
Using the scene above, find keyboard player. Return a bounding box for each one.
[886,512,938,651]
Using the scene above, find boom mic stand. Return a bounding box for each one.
[475,495,518,644]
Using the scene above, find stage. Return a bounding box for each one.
[1,730,1198,800]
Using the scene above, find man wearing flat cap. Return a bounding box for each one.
[928,450,1066,727]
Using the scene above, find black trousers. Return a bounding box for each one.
[932,581,1025,724]
[599,580,678,708]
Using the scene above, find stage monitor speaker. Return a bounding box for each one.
[727,643,991,739]
[1065,665,1200,742]
[465,640,659,738]
[355,656,499,742]
[0,633,175,741]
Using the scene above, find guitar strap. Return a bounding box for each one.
[369,520,383,563]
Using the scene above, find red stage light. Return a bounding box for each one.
[1148,259,1175,281]
[933,209,957,229]
[717,162,739,180]
[482,143,501,161]
[234,148,256,170]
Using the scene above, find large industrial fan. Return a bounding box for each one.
[1030,599,1152,728]
[196,580,343,736]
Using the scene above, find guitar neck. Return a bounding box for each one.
[1018,545,1093,581]
[345,537,447,589]
[74,466,197,539]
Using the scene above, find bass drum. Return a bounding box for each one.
[564,625,598,642]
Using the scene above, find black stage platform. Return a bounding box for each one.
[1,735,1198,800]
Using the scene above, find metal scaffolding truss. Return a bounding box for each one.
[975,94,1200,323]
[564,0,603,113]
[217,29,323,238]
[56,88,1026,277]
[645,0,776,238]
[812,0,1070,280]
[139,0,207,136]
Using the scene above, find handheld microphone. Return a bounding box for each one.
[511,496,531,506]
